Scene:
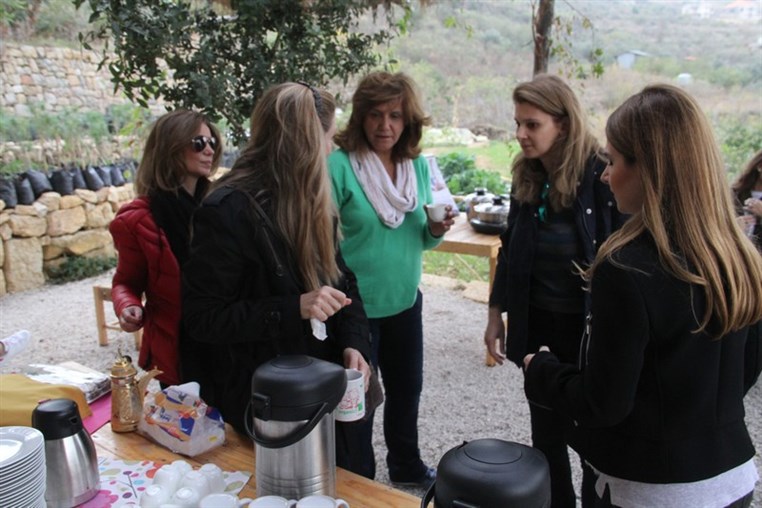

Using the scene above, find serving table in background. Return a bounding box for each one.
[433,214,503,366]
[91,424,420,507]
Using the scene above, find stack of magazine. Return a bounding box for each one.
[23,362,110,403]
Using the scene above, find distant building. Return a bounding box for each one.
[722,0,762,20]
[616,50,650,69]
[676,73,694,85]
[681,1,714,19]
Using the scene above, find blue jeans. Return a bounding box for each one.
[348,291,427,481]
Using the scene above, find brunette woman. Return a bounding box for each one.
[110,109,222,386]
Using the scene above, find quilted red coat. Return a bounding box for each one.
[109,197,181,385]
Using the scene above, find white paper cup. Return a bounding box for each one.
[425,203,447,222]
[248,496,297,508]
[296,495,349,508]
[336,368,365,422]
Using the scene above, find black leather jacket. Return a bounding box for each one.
[489,156,626,366]
[182,187,371,433]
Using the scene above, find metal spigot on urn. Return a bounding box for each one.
[109,349,161,433]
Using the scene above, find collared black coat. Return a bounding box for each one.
[489,156,626,366]
[525,232,762,483]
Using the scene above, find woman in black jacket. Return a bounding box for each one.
[182,83,371,442]
[524,84,762,507]
[484,74,624,507]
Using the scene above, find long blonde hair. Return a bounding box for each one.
[216,83,340,290]
[511,74,599,210]
[135,109,222,196]
[592,84,762,337]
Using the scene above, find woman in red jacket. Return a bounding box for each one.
[109,110,222,385]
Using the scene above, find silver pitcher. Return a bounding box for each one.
[249,355,346,500]
[32,398,99,508]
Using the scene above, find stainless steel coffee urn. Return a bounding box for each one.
[32,398,99,508]
[249,355,346,500]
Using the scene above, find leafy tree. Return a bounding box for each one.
[74,0,412,145]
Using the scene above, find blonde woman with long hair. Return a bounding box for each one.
[524,84,762,507]
[485,74,625,507]
[182,83,371,443]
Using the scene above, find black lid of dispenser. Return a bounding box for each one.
[32,398,85,441]
[251,355,347,422]
[433,439,551,508]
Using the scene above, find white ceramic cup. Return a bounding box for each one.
[199,493,241,508]
[248,496,297,508]
[199,463,226,493]
[170,487,201,508]
[336,368,365,422]
[425,203,447,222]
[152,464,182,492]
[140,484,171,508]
[296,495,349,508]
[170,460,193,477]
[179,469,211,499]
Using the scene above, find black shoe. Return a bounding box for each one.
[391,467,436,488]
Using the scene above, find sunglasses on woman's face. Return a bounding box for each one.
[190,135,217,153]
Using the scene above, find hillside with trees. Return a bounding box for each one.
[1,0,760,174]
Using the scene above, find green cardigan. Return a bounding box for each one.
[329,149,442,318]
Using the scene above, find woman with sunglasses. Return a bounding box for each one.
[110,109,222,387]
[181,83,371,443]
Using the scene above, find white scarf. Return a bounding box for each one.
[349,150,418,228]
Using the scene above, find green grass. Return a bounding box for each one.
[424,140,519,178]
[423,251,490,283]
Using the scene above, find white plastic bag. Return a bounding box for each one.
[138,383,225,457]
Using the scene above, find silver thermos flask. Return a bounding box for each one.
[32,398,99,508]
[249,355,346,500]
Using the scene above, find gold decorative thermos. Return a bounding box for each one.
[109,350,161,433]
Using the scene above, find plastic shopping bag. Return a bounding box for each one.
[138,383,225,457]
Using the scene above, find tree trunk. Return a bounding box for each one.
[533,0,555,76]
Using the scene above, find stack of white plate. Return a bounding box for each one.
[0,426,47,508]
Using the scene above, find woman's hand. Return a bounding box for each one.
[738,214,756,231]
[119,305,144,332]
[343,347,371,390]
[300,286,351,321]
[484,306,506,365]
[745,198,762,219]
[428,205,456,237]
[523,346,550,371]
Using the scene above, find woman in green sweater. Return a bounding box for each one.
[329,71,454,485]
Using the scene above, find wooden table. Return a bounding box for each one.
[433,214,503,366]
[91,424,420,507]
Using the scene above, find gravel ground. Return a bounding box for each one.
[1,270,760,506]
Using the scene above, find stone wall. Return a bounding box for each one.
[0,184,135,295]
[0,42,131,116]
